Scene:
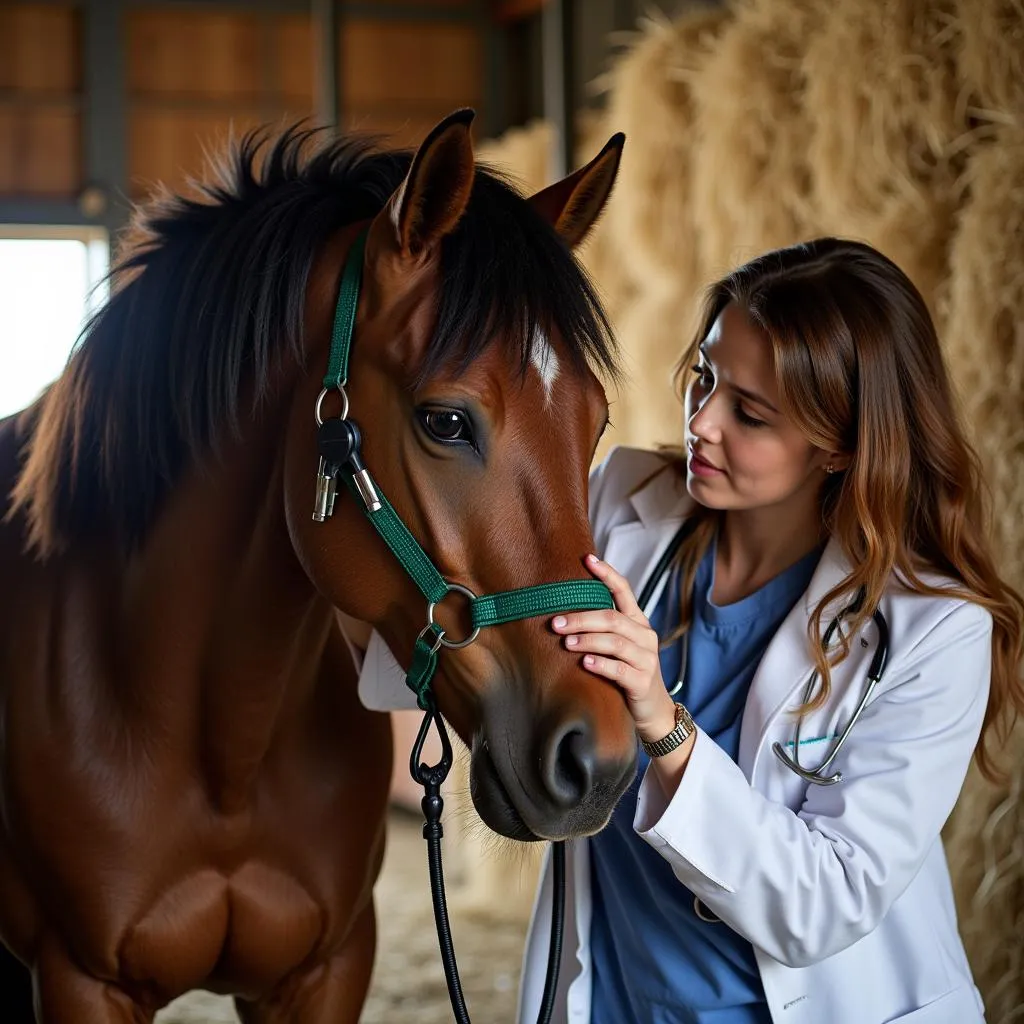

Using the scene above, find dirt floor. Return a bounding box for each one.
[155,807,534,1024]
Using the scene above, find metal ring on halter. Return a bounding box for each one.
[416,624,448,657]
[426,583,481,650]
[314,384,350,426]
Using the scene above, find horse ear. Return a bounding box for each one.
[528,132,625,248]
[375,108,477,259]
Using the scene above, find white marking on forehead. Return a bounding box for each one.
[530,329,560,405]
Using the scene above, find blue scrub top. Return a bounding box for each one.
[589,536,821,1024]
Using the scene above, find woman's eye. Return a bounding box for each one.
[735,404,768,428]
[419,408,474,445]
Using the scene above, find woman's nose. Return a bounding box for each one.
[687,391,722,442]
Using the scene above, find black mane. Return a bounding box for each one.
[11,125,618,553]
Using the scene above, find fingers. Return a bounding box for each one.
[556,554,675,733]
[551,554,652,640]
[551,554,661,700]
[564,630,660,682]
[584,553,647,622]
[552,606,653,647]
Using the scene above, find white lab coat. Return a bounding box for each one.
[355,445,991,1024]
[517,447,990,1024]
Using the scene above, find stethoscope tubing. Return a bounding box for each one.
[637,520,890,788]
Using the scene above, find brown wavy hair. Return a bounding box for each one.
[666,237,1023,780]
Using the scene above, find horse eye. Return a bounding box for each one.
[419,408,474,446]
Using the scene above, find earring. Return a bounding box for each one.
[825,462,835,475]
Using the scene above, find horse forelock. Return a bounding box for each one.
[9,125,620,558]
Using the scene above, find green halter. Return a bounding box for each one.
[316,228,614,710]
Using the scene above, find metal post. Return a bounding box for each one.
[480,0,509,140]
[82,0,128,236]
[314,0,339,128]
[542,0,573,180]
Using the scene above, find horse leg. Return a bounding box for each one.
[0,942,34,1022]
[235,902,376,1024]
[34,940,152,1024]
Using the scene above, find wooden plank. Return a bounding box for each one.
[0,4,81,94]
[0,103,80,195]
[342,107,456,150]
[276,14,315,107]
[127,9,266,101]
[128,107,266,199]
[341,20,482,109]
[23,104,81,193]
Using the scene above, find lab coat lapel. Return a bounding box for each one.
[601,466,693,616]
[737,538,854,781]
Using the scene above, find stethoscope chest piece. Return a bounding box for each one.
[771,598,889,786]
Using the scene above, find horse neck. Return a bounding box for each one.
[117,396,341,813]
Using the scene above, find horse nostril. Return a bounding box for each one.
[544,723,595,808]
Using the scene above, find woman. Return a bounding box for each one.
[516,238,1024,1024]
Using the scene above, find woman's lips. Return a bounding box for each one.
[688,448,724,477]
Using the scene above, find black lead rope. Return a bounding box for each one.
[406,517,697,1023]
[411,699,566,1024]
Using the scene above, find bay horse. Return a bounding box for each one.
[0,109,637,1022]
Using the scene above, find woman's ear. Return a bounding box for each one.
[823,452,852,473]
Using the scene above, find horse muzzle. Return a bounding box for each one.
[468,706,637,842]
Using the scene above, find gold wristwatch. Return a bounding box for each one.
[641,702,695,758]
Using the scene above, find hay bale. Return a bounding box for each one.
[940,127,1024,1024]
[800,0,966,318]
[476,118,554,197]
[690,0,823,277]
[942,125,1024,587]
[603,7,732,295]
[856,187,960,323]
[599,290,697,455]
[953,0,1024,121]
[802,1,963,228]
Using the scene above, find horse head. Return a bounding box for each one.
[284,110,637,841]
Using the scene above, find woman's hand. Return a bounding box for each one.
[551,553,678,746]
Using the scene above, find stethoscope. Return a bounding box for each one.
[636,519,890,789]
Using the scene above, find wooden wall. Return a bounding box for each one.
[0,1,485,208]
[126,8,317,197]
[0,5,82,196]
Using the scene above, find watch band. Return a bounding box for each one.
[641,701,695,758]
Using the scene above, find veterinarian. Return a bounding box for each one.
[361,238,1024,1024]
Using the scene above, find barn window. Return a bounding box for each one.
[0,227,108,419]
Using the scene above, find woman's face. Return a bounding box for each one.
[684,302,832,515]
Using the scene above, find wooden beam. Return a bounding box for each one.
[83,0,128,232]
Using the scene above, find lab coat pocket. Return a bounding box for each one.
[882,987,983,1023]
